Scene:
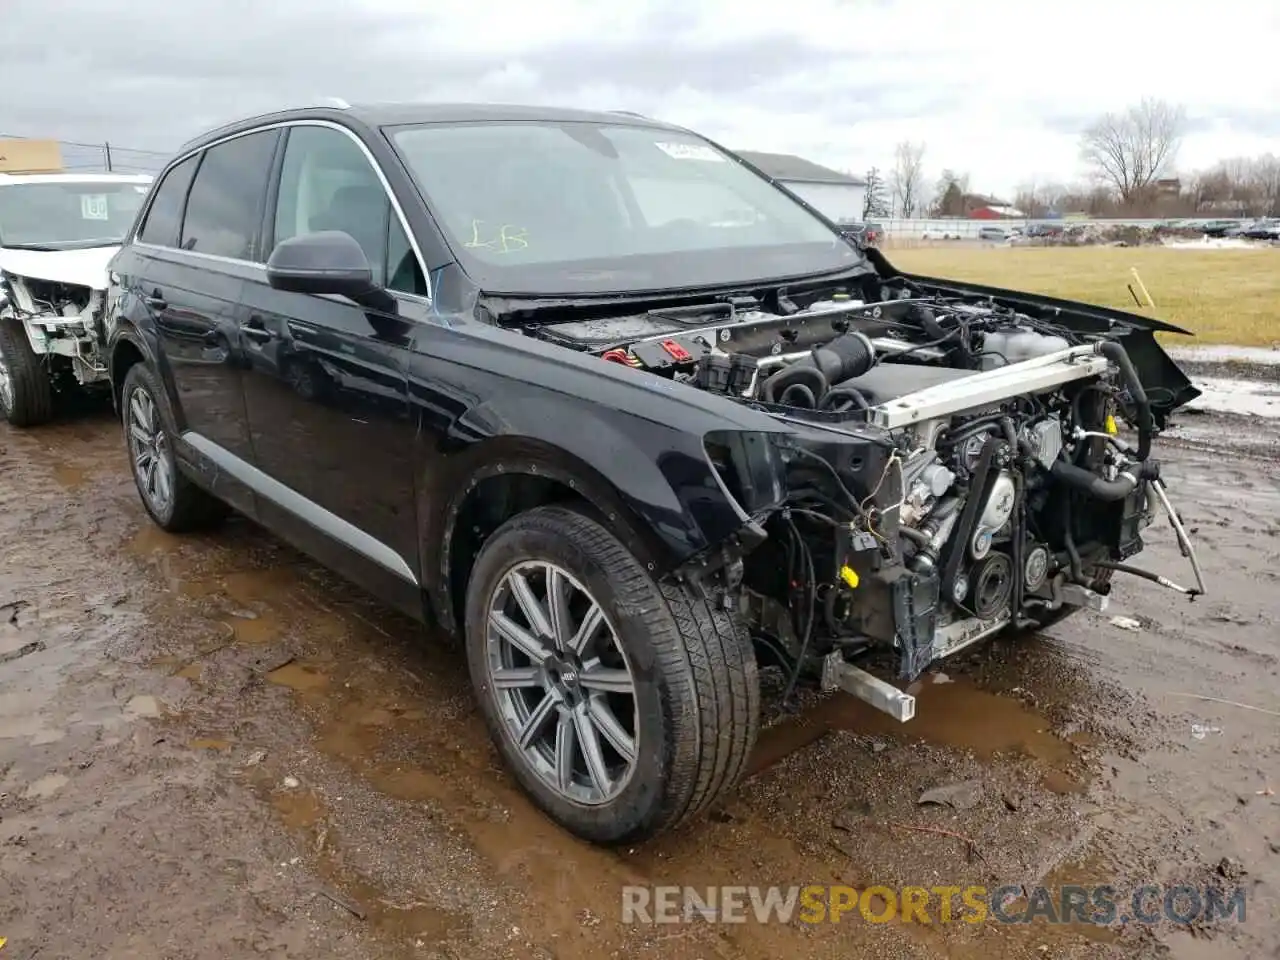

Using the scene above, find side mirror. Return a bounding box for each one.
[266,231,395,313]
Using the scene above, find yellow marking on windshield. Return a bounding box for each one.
[464,219,530,254]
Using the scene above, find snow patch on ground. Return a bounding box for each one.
[1161,236,1268,250]
[1183,376,1280,418]
[1168,345,1280,365]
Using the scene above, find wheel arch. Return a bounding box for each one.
[109,335,147,411]
[426,437,675,638]
[108,315,166,408]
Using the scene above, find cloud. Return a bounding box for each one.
[1,0,1276,194]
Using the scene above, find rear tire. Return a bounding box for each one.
[464,504,759,845]
[121,363,228,532]
[0,316,54,427]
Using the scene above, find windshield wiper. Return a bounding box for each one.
[647,302,737,324]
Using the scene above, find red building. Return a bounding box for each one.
[969,204,1025,220]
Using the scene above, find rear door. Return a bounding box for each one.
[237,122,430,614]
[124,129,280,514]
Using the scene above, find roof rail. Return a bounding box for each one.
[178,99,354,152]
[610,110,648,119]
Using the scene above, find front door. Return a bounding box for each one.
[238,123,431,615]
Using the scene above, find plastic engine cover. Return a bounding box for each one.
[978,329,1069,370]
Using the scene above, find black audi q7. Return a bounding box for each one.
[105,102,1199,845]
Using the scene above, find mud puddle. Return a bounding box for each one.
[2,409,1278,959]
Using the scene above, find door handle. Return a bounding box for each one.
[143,291,167,311]
[243,315,275,341]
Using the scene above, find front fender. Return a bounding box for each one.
[430,394,758,564]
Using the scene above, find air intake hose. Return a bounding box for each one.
[1095,341,1152,461]
[1051,458,1158,501]
[761,332,876,406]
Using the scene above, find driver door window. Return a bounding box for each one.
[273,125,424,296]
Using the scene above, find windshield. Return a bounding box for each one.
[0,181,149,248]
[388,121,862,295]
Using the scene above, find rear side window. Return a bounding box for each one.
[180,129,280,261]
[138,155,198,247]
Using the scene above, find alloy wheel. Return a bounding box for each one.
[485,560,639,805]
[126,387,174,514]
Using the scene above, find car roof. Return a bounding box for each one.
[0,172,153,186]
[180,101,686,153]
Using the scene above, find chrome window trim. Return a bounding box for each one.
[134,118,433,303]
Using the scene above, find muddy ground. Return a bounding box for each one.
[1,389,1277,960]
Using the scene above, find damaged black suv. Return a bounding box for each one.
[104,102,1204,845]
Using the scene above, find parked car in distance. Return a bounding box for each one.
[0,172,152,425]
[104,101,1199,846]
[1202,219,1243,237]
[1241,218,1280,240]
[835,219,883,247]
[977,226,1008,241]
[920,226,961,240]
[1025,223,1066,238]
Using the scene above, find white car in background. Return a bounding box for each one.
[920,226,962,240]
[0,172,152,426]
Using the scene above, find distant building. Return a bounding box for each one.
[1155,178,1182,194]
[735,150,868,222]
[0,138,63,173]
[969,204,1026,220]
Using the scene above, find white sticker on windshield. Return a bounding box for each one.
[80,194,109,220]
[654,141,725,162]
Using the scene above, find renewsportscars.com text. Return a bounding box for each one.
[621,883,1247,926]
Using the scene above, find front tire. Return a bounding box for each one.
[121,363,227,532]
[464,504,759,845]
[0,316,54,427]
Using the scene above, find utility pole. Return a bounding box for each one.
[104,141,113,171]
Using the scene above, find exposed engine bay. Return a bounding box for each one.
[0,271,110,388]
[523,267,1207,720]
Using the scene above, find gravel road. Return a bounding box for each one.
[1,396,1276,960]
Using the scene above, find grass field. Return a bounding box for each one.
[885,246,1280,347]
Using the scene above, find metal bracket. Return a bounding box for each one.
[821,653,916,722]
[1059,584,1110,612]
[867,345,1112,428]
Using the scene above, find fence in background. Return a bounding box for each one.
[873,217,1195,240]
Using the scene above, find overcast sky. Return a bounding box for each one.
[3,0,1277,197]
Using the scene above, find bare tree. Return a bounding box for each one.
[1080,98,1187,207]
[1243,155,1280,216]
[891,140,927,217]
[1191,153,1280,216]
[930,169,970,217]
[862,166,890,218]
